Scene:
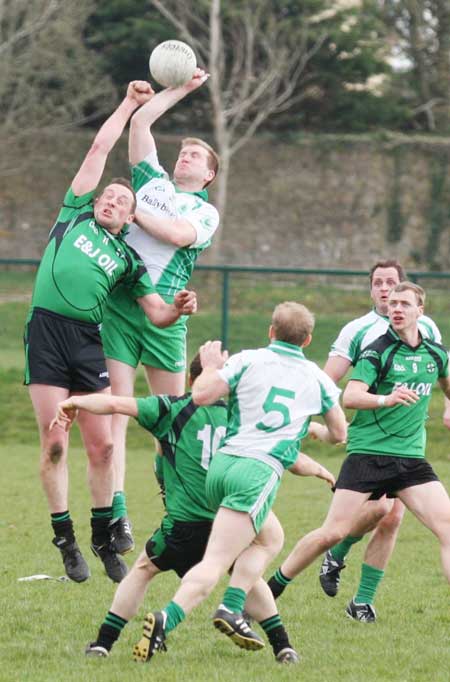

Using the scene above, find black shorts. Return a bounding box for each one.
[335,454,439,500]
[24,307,110,392]
[145,519,213,578]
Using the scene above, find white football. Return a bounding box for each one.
[149,40,197,88]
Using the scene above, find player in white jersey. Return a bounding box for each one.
[130,302,347,664]
[100,69,220,553]
[268,260,449,621]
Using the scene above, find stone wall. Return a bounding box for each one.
[1,131,450,270]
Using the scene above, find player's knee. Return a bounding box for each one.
[87,440,114,466]
[375,506,405,536]
[371,497,394,522]
[42,440,65,465]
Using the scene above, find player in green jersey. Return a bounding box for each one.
[268,282,450,625]
[51,354,335,664]
[27,81,197,585]
[270,259,448,619]
[129,302,347,664]
[101,68,220,554]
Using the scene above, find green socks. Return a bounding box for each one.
[330,535,363,562]
[163,601,186,635]
[354,563,385,605]
[112,491,127,520]
[222,587,247,613]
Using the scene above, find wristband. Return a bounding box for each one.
[377,395,386,407]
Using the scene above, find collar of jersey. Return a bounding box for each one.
[373,307,389,321]
[387,325,423,349]
[173,185,208,200]
[268,340,305,359]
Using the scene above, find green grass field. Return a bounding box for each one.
[1,269,450,681]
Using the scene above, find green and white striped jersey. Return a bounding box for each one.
[329,309,441,365]
[217,340,341,475]
[126,151,219,300]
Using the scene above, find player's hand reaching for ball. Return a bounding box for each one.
[50,399,79,432]
[181,68,209,93]
[174,289,197,315]
[127,80,154,106]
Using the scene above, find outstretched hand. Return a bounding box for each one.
[127,80,154,106]
[179,68,209,93]
[50,399,79,432]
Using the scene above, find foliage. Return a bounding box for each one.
[0,0,117,175]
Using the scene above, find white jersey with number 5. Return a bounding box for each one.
[217,340,341,475]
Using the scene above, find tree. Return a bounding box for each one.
[381,0,450,132]
[150,0,398,259]
[0,0,117,175]
[148,0,332,259]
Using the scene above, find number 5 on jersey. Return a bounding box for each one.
[256,387,296,432]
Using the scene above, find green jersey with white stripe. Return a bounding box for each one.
[136,393,227,522]
[217,340,341,474]
[29,187,155,324]
[125,151,219,300]
[348,328,449,458]
[330,309,441,364]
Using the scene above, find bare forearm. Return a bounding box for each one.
[136,211,195,247]
[94,96,140,154]
[290,453,325,477]
[192,368,229,405]
[72,394,138,417]
[132,86,192,129]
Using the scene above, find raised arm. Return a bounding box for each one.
[71,81,154,197]
[129,69,208,165]
[192,341,230,405]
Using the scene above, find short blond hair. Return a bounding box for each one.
[389,281,425,307]
[271,302,315,346]
[181,137,219,187]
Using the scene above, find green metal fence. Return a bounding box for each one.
[2,258,450,348]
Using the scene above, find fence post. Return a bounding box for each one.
[221,269,230,349]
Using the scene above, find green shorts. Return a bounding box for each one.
[101,285,187,372]
[205,452,281,533]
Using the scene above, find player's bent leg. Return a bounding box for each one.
[107,358,137,554]
[213,512,284,651]
[174,507,257,614]
[229,512,284,593]
[280,489,370,583]
[29,384,90,583]
[398,481,450,582]
[319,496,396,598]
[245,579,300,664]
[363,498,405,569]
[87,552,161,657]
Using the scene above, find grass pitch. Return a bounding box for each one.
[1,270,450,681]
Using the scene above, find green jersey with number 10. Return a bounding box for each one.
[136,393,227,522]
[217,340,341,475]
